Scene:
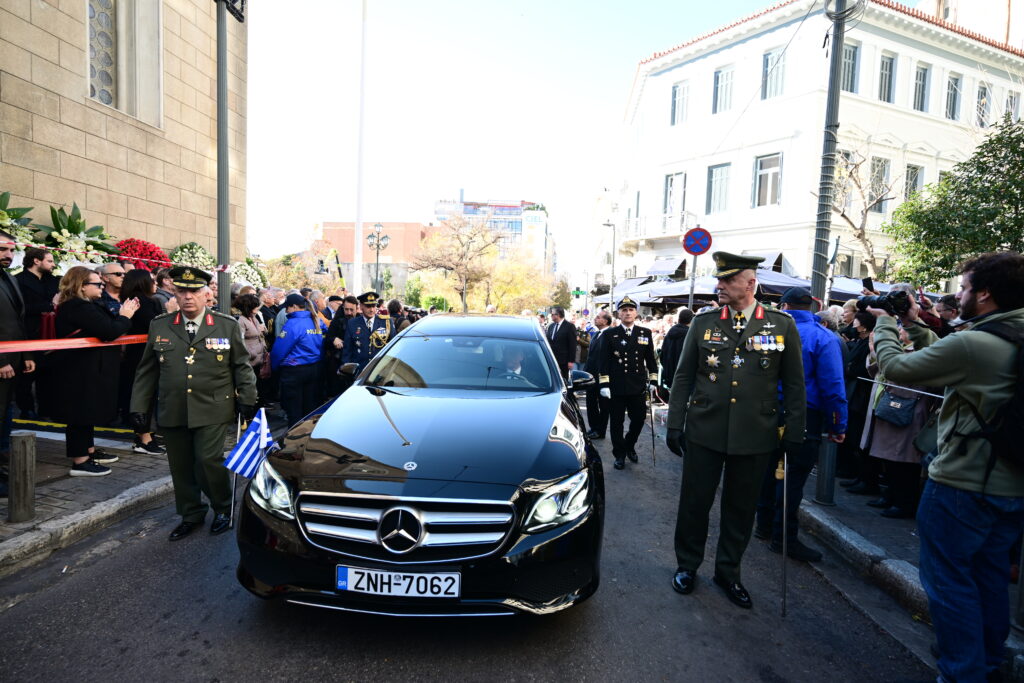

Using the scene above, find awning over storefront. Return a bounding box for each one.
[645,256,685,276]
[742,250,799,276]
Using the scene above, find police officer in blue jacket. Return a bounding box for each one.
[755,287,847,562]
[342,291,394,375]
[270,293,326,427]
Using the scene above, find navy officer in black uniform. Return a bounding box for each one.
[341,291,395,374]
[599,296,658,469]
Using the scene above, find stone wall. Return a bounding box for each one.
[0,0,247,260]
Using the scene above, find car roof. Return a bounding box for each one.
[404,314,543,341]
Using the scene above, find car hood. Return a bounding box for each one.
[273,387,585,488]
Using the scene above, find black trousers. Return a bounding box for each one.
[675,441,773,583]
[609,393,646,458]
[65,424,95,460]
[279,363,320,428]
[584,386,609,437]
[756,408,821,542]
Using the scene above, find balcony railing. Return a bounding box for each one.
[621,213,696,241]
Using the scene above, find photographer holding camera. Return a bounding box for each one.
[859,283,937,350]
[865,252,1024,683]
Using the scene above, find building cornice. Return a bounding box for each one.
[627,0,1024,124]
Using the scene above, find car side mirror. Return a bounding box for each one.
[339,362,358,377]
[569,369,596,392]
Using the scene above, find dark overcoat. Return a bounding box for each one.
[52,297,131,426]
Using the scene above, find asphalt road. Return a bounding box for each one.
[0,428,932,682]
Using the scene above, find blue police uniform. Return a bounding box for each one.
[270,309,326,427]
[342,313,394,373]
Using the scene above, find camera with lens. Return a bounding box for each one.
[857,289,912,316]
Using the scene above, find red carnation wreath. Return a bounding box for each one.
[115,238,172,271]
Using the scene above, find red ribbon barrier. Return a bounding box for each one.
[0,335,148,353]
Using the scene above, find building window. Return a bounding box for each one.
[841,44,859,93]
[706,164,730,214]
[869,157,891,213]
[976,83,991,127]
[761,49,784,100]
[670,81,689,126]
[938,170,951,184]
[941,0,951,20]
[904,164,923,200]
[878,54,895,103]
[753,154,782,207]
[945,74,961,120]
[1008,91,1022,123]
[913,65,929,112]
[713,68,733,114]
[88,0,162,126]
[663,172,686,216]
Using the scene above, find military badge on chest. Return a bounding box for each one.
[205,337,230,361]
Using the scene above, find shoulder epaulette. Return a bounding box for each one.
[694,308,719,316]
[152,311,173,320]
[765,309,794,319]
[210,310,237,321]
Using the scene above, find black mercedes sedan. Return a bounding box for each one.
[236,314,604,616]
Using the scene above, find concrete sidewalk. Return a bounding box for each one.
[0,432,173,577]
[0,409,291,578]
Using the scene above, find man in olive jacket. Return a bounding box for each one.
[665,252,806,610]
[131,267,257,541]
[868,252,1024,683]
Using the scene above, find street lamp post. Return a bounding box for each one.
[366,222,390,292]
[603,221,616,312]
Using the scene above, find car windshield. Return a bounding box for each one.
[365,335,557,392]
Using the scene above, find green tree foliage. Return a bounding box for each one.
[550,278,572,309]
[404,274,423,308]
[883,118,1024,286]
[424,295,448,312]
[379,267,394,300]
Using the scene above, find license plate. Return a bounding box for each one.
[336,566,461,598]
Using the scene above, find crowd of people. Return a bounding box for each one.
[0,226,1019,681]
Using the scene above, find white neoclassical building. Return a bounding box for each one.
[606,0,1024,284]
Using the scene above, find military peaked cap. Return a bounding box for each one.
[169,266,212,290]
[357,291,381,306]
[617,296,638,310]
[712,251,764,278]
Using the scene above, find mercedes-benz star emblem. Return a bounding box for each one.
[377,506,423,554]
[403,461,417,471]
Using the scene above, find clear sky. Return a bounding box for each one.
[245,1,910,272]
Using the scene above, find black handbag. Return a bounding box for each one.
[874,389,918,427]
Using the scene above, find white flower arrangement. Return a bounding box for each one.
[231,261,263,287]
[169,242,217,270]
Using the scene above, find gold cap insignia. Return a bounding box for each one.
[182,271,195,281]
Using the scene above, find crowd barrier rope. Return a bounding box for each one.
[0,335,148,354]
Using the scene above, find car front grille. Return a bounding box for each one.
[295,492,517,564]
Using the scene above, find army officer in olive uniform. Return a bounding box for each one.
[665,252,806,609]
[131,267,257,541]
[599,296,658,470]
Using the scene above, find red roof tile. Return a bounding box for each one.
[640,0,1024,65]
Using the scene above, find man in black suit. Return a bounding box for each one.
[546,306,577,382]
[0,231,35,496]
[14,247,57,418]
[583,310,612,439]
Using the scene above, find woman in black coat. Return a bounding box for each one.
[53,266,139,476]
[119,269,167,455]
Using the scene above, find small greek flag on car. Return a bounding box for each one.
[224,408,276,478]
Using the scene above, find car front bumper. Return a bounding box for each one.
[236,489,602,616]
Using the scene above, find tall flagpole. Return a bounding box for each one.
[352,0,368,294]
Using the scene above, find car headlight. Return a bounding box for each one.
[249,460,294,520]
[523,470,590,533]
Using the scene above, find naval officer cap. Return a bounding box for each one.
[168,265,212,290]
[357,291,381,306]
[617,295,638,310]
[711,251,765,278]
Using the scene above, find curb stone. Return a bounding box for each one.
[0,475,174,579]
[799,502,929,616]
